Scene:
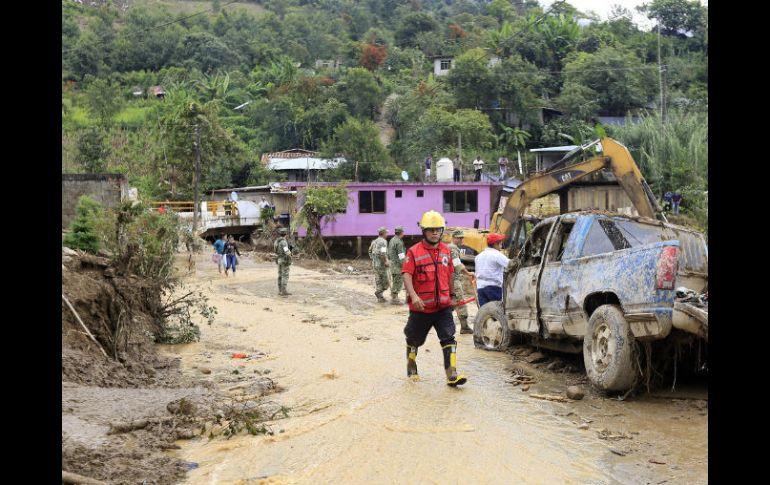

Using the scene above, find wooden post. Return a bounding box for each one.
[356,236,362,259]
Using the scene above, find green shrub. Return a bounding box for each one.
[63,195,104,253]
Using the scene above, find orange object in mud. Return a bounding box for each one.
[231,353,248,359]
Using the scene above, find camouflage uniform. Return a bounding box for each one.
[388,227,406,303]
[274,233,292,295]
[448,242,469,321]
[369,230,390,301]
[448,229,473,333]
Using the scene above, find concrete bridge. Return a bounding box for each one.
[151,200,265,239]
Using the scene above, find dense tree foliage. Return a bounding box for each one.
[62,0,707,220]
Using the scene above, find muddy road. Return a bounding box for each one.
[166,254,707,485]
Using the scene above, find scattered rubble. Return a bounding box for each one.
[530,393,573,403]
[566,386,585,400]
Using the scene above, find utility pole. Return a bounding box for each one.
[657,21,666,122]
[193,123,201,234]
[457,132,462,180]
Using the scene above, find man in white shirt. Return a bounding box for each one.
[473,156,484,181]
[474,233,509,307]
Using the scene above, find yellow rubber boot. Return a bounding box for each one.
[442,344,467,386]
[406,346,419,381]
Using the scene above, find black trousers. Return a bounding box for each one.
[404,307,456,348]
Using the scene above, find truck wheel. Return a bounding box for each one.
[474,301,511,351]
[583,304,637,392]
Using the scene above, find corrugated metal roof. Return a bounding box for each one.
[530,145,578,153]
[210,185,271,193]
[281,181,502,188]
[267,157,344,170]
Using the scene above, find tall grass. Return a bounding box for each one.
[612,110,708,232]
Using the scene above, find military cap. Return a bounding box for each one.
[377,226,388,234]
[452,230,465,238]
[394,226,404,233]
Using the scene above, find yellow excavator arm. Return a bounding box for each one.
[491,137,663,254]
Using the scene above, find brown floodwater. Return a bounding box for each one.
[165,255,707,485]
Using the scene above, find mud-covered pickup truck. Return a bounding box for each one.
[473,211,708,392]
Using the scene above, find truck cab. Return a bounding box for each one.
[474,211,708,392]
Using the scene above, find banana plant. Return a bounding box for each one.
[498,125,531,174]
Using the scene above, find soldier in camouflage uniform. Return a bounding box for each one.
[387,226,407,305]
[368,227,390,303]
[274,227,293,296]
[448,230,475,334]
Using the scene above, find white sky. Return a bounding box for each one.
[543,0,707,30]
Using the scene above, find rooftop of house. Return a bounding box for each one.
[260,148,319,165]
[530,145,579,153]
[267,157,345,171]
[281,181,501,188]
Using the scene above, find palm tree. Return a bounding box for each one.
[498,126,531,175]
[487,21,516,58]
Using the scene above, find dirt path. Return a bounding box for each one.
[167,254,707,485]
[375,93,398,147]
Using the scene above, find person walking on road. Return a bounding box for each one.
[369,227,390,303]
[223,235,241,277]
[447,230,475,334]
[402,210,467,387]
[213,234,226,274]
[388,226,407,305]
[274,227,293,296]
[474,233,509,307]
[473,155,484,181]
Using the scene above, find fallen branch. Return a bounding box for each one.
[62,470,108,485]
[161,291,196,313]
[108,417,177,435]
[62,294,108,359]
[529,393,573,403]
[108,419,150,435]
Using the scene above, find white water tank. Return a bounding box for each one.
[436,157,454,181]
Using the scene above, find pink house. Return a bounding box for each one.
[282,181,504,237]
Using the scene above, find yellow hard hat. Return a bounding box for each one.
[418,210,446,229]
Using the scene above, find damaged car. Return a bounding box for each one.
[474,211,708,393]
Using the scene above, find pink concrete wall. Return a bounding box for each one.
[287,182,500,237]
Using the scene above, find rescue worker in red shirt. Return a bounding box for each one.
[402,210,468,387]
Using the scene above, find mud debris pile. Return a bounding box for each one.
[61,248,280,485]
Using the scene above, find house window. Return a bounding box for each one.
[440,59,451,70]
[417,190,424,197]
[359,191,386,213]
[395,190,402,198]
[443,190,478,212]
